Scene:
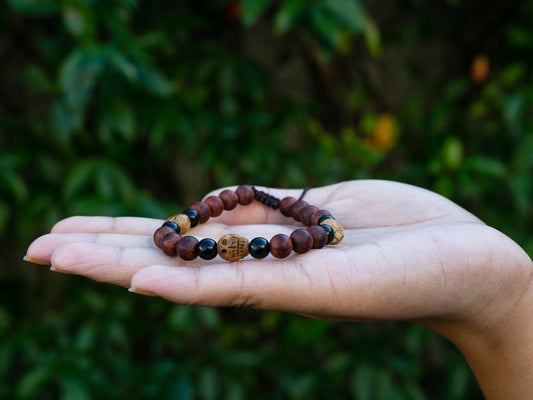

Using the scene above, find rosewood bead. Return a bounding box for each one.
[311,209,332,225]
[307,225,327,249]
[161,232,181,256]
[183,209,200,227]
[289,200,309,222]
[154,225,176,248]
[300,205,319,226]
[198,238,218,260]
[249,237,270,259]
[290,229,313,254]
[236,185,255,205]
[190,201,211,224]
[204,196,224,217]
[219,189,239,210]
[279,197,297,217]
[270,234,293,259]
[177,236,199,260]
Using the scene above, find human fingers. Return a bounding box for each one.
[25,232,154,265]
[49,242,183,287]
[51,216,164,235]
[42,222,304,287]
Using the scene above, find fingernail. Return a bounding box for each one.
[128,287,158,297]
[50,266,69,273]
[23,255,49,265]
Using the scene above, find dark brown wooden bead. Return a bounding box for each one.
[177,236,199,260]
[204,196,224,217]
[289,200,309,222]
[311,209,333,225]
[307,225,327,249]
[161,232,181,256]
[153,226,176,248]
[290,229,313,254]
[219,189,239,210]
[190,201,211,224]
[270,234,293,258]
[300,205,319,226]
[236,185,255,205]
[279,197,297,217]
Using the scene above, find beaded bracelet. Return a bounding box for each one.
[153,185,344,262]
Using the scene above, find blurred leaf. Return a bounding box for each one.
[109,52,139,82]
[63,5,95,39]
[63,160,97,202]
[464,156,507,178]
[0,306,11,333]
[197,307,219,329]
[137,66,175,97]
[60,378,90,400]
[274,0,306,34]
[364,17,381,55]
[8,0,59,15]
[352,365,374,400]
[241,0,270,27]
[99,100,136,141]
[0,167,28,202]
[449,363,470,400]
[199,369,218,400]
[22,65,52,92]
[16,360,53,398]
[309,4,345,51]
[59,48,106,131]
[442,137,463,170]
[322,0,366,32]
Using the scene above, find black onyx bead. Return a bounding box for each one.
[321,224,335,244]
[249,237,270,259]
[183,209,200,228]
[198,238,218,260]
[162,220,180,234]
[318,215,334,225]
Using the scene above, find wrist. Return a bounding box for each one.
[427,256,533,399]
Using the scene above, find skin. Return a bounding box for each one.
[25,180,533,398]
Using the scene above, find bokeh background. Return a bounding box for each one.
[2,0,533,398]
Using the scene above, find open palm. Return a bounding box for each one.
[26,180,531,330]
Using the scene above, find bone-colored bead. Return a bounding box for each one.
[218,234,249,261]
[167,214,191,234]
[321,219,344,245]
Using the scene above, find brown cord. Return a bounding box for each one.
[298,186,312,201]
[252,186,280,209]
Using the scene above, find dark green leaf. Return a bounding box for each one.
[241,0,270,27]
[274,0,307,34]
[8,0,59,15]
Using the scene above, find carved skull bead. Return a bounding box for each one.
[218,234,249,261]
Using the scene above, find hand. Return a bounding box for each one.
[25,180,533,397]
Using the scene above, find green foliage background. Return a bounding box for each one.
[2,0,533,398]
